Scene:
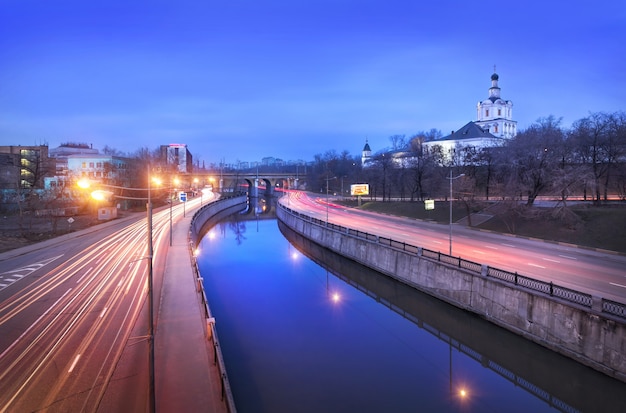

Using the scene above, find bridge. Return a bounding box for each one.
[193,172,306,197]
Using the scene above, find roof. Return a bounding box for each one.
[435,121,498,142]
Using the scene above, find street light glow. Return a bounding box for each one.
[77,178,91,189]
[91,190,112,201]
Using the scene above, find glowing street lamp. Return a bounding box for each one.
[90,189,113,201]
[76,175,157,412]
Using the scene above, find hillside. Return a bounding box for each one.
[337,199,626,254]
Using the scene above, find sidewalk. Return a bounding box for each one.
[155,210,228,412]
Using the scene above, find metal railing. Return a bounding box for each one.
[188,196,242,413]
[278,202,626,321]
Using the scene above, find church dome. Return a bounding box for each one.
[491,72,499,81]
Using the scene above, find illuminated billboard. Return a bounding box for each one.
[350,183,369,196]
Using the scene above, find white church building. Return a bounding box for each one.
[421,70,517,160]
[475,71,517,138]
[362,70,517,166]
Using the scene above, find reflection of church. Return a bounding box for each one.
[421,69,517,158]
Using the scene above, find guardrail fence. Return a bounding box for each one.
[279,202,626,321]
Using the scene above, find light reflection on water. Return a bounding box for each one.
[197,214,625,413]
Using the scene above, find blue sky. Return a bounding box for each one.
[1,1,624,166]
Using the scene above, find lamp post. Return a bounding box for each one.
[340,176,347,200]
[77,175,157,412]
[448,170,465,256]
[169,182,173,247]
[146,173,155,413]
[325,175,336,224]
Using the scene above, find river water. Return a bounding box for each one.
[197,206,626,413]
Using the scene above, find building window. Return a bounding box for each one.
[89,162,94,168]
[82,162,87,168]
[485,109,489,117]
[498,109,501,116]
[494,125,499,133]
[96,162,102,168]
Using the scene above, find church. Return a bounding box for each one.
[421,69,517,159]
[363,70,517,166]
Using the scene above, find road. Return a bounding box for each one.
[0,194,209,413]
[283,191,626,304]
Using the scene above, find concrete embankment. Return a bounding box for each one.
[186,194,248,413]
[276,202,626,383]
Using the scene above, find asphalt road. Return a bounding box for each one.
[0,194,207,413]
[284,191,626,304]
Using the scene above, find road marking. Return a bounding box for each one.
[472,250,486,255]
[76,267,93,284]
[68,354,81,373]
[542,258,560,263]
[558,255,578,260]
[610,282,626,289]
[432,241,442,244]
[100,307,108,318]
[0,255,64,290]
[528,263,546,269]
[486,245,499,250]
[502,243,516,248]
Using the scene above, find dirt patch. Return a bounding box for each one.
[0,213,100,254]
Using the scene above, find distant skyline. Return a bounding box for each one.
[1,1,624,165]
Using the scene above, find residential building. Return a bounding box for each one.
[0,145,53,189]
[160,144,193,174]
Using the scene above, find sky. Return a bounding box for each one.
[1,1,624,166]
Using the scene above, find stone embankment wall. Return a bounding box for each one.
[190,194,248,246]
[188,193,247,413]
[277,205,626,383]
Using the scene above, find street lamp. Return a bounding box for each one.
[448,170,465,256]
[77,175,157,413]
[340,176,347,199]
[325,175,336,224]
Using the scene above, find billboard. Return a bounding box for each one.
[350,183,369,196]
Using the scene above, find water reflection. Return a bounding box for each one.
[278,221,626,413]
[197,209,626,413]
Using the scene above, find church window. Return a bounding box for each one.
[494,125,498,133]
[485,109,489,117]
[498,109,501,116]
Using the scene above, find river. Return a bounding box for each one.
[196,205,625,413]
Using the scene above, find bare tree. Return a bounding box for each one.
[569,112,626,203]
[505,116,565,206]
